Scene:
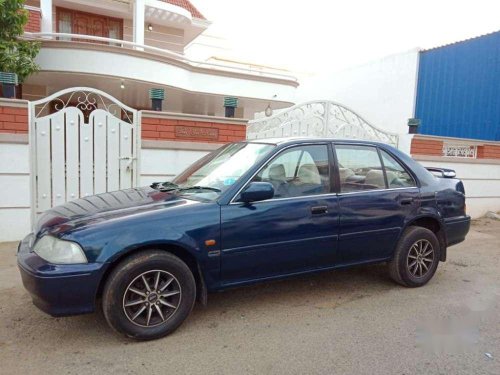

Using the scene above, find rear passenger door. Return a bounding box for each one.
[334,144,419,264]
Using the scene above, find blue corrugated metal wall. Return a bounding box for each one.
[415,31,500,141]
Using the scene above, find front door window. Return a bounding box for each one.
[58,10,72,35]
[251,144,331,198]
[108,20,122,41]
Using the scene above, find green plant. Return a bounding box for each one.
[0,0,40,83]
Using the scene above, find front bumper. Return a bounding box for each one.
[444,215,471,246]
[17,234,106,317]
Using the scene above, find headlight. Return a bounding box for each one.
[33,236,88,264]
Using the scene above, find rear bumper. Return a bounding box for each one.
[17,234,106,317]
[444,215,471,247]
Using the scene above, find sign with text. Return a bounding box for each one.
[175,125,219,140]
[442,144,477,158]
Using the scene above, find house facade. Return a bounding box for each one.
[0,0,299,241]
[20,0,298,115]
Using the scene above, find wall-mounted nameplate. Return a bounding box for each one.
[175,125,219,140]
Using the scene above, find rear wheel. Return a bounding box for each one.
[102,250,196,340]
[388,226,440,287]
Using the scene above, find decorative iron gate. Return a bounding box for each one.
[247,100,399,147]
[29,87,139,223]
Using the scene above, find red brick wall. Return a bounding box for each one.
[411,136,500,159]
[477,145,500,159]
[0,107,247,140]
[141,117,246,143]
[0,106,28,134]
[410,137,443,156]
[25,9,41,33]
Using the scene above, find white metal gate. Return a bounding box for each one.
[29,87,139,222]
[247,100,399,147]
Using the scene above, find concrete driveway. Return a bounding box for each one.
[0,218,498,375]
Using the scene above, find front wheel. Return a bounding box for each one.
[388,226,441,287]
[102,250,196,340]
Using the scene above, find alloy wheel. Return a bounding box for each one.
[406,239,434,278]
[122,270,182,327]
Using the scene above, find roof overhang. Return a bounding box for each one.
[144,0,210,44]
[145,0,191,24]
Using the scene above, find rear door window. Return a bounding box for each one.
[335,145,386,192]
[380,150,416,188]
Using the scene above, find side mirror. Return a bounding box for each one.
[239,182,274,203]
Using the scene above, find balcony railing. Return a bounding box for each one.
[22,32,298,83]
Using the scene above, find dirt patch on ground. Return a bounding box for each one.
[0,219,499,374]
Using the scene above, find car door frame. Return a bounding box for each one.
[218,141,341,285]
[331,141,422,265]
[225,141,338,204]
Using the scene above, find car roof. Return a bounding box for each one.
[246,137,391,148]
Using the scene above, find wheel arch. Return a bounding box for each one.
[95,243,207,307]
[404,215,447,261]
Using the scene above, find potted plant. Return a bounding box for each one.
[0,0,41,98]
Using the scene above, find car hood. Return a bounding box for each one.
[34,186,197,235]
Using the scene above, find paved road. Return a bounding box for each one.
[0,218,499,374]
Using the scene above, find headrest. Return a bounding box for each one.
[269,164,286,181]
[339,168,355,181]
[298,164,321,184]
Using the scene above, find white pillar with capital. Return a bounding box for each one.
[40,0,53,33]
[133,0,145,47]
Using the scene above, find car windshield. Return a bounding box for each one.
[153,142,275,201]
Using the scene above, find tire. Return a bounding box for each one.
[102,250,196,340]
[388,226,441,287]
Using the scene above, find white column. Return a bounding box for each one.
[398,133,414,155]
[40,0,53,33]
[133,0,145,47]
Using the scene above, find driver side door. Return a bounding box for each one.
[219,144,340,286]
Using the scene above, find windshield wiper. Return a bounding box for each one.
[178,186,221,193]
[150,181,179,192]
[151,182,221,194]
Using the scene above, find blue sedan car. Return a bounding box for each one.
[18,138,470,340]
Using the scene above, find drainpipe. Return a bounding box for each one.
[224,97,238,118]
[40,0,53,33]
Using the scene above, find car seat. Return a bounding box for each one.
[268,164,288,197]
[364,169,386,189]
[339,168,355,183]
[292,163,324,195]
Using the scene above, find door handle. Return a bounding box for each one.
[311,205,328,215]
[400,197,414,205]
